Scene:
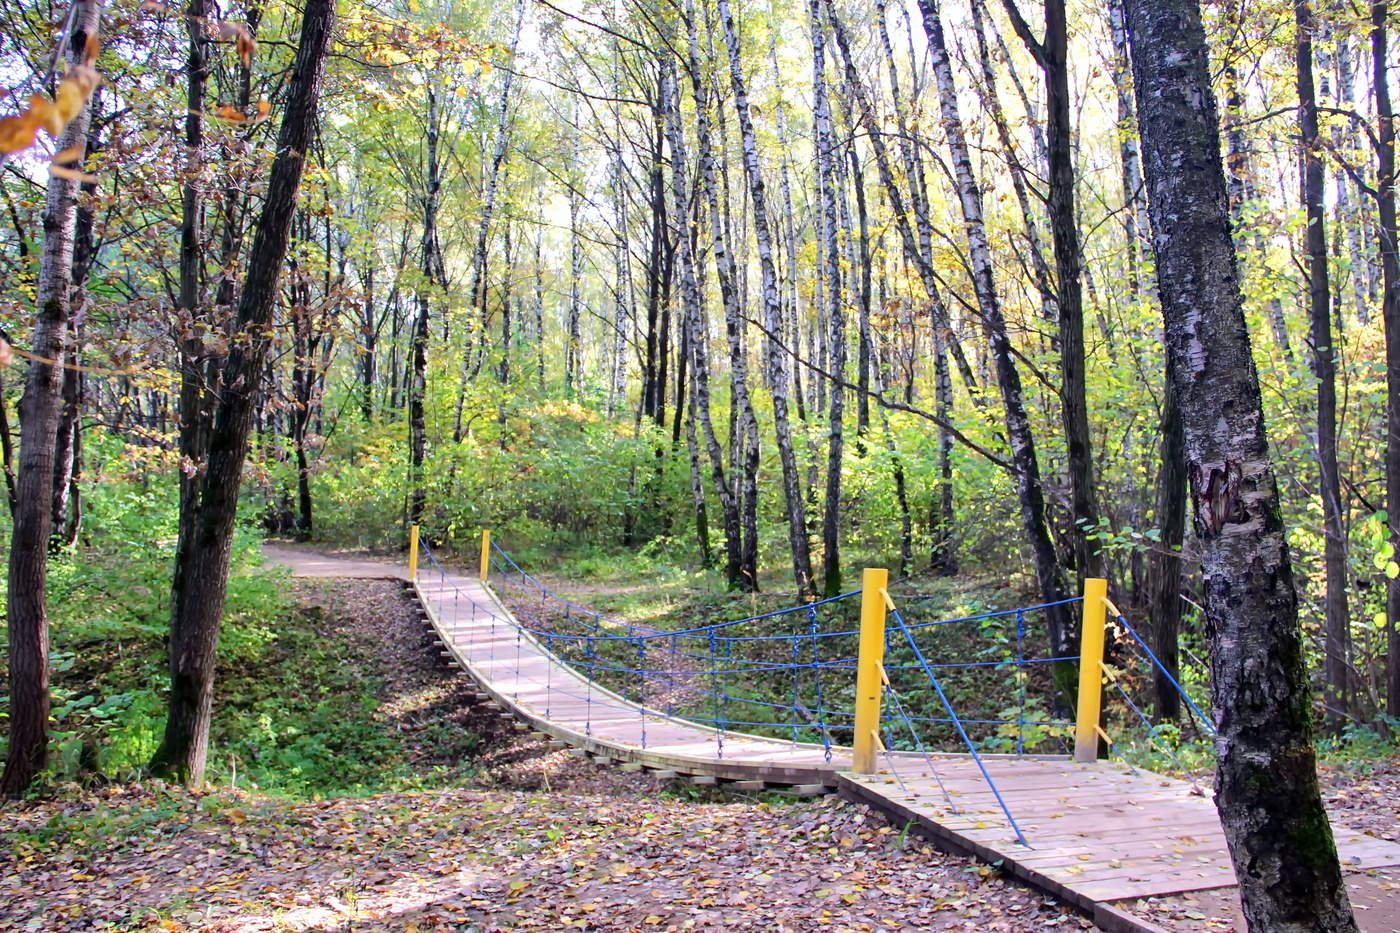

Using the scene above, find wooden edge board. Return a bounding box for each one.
[1091,902,1175,933]
[837,774,1095,914]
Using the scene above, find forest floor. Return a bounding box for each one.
[0,576,1088,933]
[2,557,1396,932]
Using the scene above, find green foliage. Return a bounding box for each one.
[1,448,474,797]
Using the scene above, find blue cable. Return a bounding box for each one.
[891,607,1030,848]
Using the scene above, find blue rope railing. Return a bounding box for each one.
[424,539,1216,838]
[888,604,1030,847]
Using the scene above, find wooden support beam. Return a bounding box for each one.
[649,770,679,779]
[619,762,643,772]
[786,784,835,797]
[690,775,718,786]
[730,780,765,791]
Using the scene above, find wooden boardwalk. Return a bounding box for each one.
[268,545,1400,928]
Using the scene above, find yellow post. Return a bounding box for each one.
[479,529,492,582]
[1074,578,1109,762]
[408,524,420,583]
[852,567,890,774]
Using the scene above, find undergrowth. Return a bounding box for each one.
[0,472,478,799]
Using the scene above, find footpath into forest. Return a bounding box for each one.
[264,542,1400,933]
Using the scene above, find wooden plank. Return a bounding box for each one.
[406,563,1400,918]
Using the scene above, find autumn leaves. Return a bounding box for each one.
[0,30,101,164]
[0,2,265,172]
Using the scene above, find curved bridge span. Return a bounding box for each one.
[266,539,1400,930]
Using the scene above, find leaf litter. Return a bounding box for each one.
[0,578,1080,931]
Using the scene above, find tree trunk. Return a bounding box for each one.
[1296,0,1350,728]
[1,0,102,798]
[913,0,1074,680]
[1123,1,1358,927]
[408,85,444,526]
[1373,1,1400,721]
[718,0,812,597]
[1148,381,1185,720]
[1002,0,1104,581]
[361,260,376,420]
[687,0,758,590]
[454,0,523,430]
[149,0,335,785]
[1221,0,1295,360]
[811,0,844,597]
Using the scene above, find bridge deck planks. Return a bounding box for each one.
[267,547,1400,924]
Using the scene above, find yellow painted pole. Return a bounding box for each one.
[408,524,420,583]
[852,567,890,774]
[479,528,492,582]
[1074,578,1109,762]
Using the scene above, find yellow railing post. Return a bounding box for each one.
[1074,577,1109,762]
[408,524,420,583]
[852,567,890,774]
[479,529,492,582]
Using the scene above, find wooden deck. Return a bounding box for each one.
[268,546,1400,929]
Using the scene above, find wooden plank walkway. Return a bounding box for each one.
[267,545,1400,927]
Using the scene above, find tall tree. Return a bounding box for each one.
[1372,0,1400,721]
[1296,0,1350,727]
[454,0,525,439]
[811,0,844,597]
[150,0,336,783]
[685,0,759,589]
[913,0,1074,687]
[1002,0,1104,581]
[1122,0,1358,927]
[1,0,103,797]
[718,0,813,596]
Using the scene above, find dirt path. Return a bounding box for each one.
[263,541,409,579]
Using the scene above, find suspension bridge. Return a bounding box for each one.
[268,533,1400,930]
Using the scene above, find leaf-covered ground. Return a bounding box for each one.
[6,574,1397,932]
[0,579,1089,932]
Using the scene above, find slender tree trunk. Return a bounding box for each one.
[534,229,546,392]
[718,0,812,597]
[658,63,715,567]
[1,0,102,798]
[565,142,583,396]
[1372,1,1400,720]
[360,260,376,420]
[850,150,873,446]
[498,221,513,384]
[1221,0,1295,360]
[1148,382,1185,720]
[1296,0,1350,727]
[408,87,444,525]
[914,0,1073,677]
[1123,1,1358,927]
[149,0,334,785]
[811,0,844,597]
[454,0,523,436]
[1002,0,1104,581]
[687,0,758,589]
[765,0,806,424]
[970,0,1056,328]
